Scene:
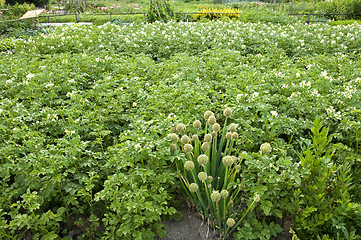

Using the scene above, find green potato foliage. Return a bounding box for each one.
[0,21,360,239]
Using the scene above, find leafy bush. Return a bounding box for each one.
[238,7,297,24]
[327,19,361,25]
[316,0,361,20]
[292,118,361,239]
[146,0,174,23]
[1,2,34,18]
[0,3,35,36]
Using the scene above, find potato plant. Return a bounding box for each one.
[0,21,360,239]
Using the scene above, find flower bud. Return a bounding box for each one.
[183,144,193,153]
[198,172,207,182]
[169,133,179,142]
[189,183,199,193]
[223,107,232,117]
[176,123,186,133]
[170,144,177,152]
[193,120,202,129]
[226,132,232,140]
[212,123,220,132]
[235,165,241,171]
[232,132,239,140]
[201,142,210,151]
[226,218,235,227]
[240,151,248,158]
[208,116,216,125]
[211,191,221,202]
[207,176,213,182]
[222,156,233,167]
[204,110,214,120]
[254,194,260,202]
[212,131,217,138]
[184,161,194,171]
[181,135,190,144]
[192,135,199,141]
[260,143,272,155]
[220,190,229,198]
[171,126,176,133]
[204,134,212,143]
[197,154,208,166]
[229,123,237,133]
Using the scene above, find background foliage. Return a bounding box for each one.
[0,19,361,239]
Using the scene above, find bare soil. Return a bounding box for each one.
[159,201,220,240]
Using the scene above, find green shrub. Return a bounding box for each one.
[146,0,174,23]
[1,2,34,18]
[0,3,35,36]
[238,7,298,24]
[317,0,361,20]
[327,19,361,25]
[292,118,361,239]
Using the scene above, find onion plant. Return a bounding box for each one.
[170,108,260,239]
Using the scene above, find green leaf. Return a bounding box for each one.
[41,232,58,240]
[260,200,273,216]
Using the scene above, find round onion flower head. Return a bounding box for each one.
[183,144,193,153]
[176,123,186,133]
[211,191,221,203]
[240,151,248,158]
[192,135,199,141]
[171,125,176,133]
[207,176,213,182]
[235,165,241,171]
[193,120,202,129]
[226,218,235,228]
[223,107,232,118]
[204,110,214,120]
[220,189,229,199]
[181,135,190,145]
[189,183,199,193]
[254,194,260,202]
[197,154,208,166]
[229,123,237,133]
[208,115,216,125]
[198,172,207,182]
[212,123,220,132]
[169,133,179,143]
[204,134,212,143]
[212,131,217,138]
[201,142,210,151]
[184,161,195,171]
[170,144,177,153]
[226,132,232,140]
[232,132,239,140]
[222,156,233,167]
[260,142,272,155]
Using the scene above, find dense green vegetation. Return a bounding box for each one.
[1,20,361,239]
